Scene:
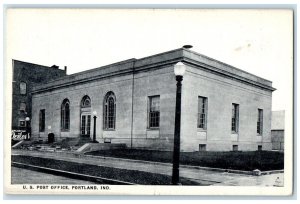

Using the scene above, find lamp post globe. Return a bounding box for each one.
[93,111,97,116]
[174,62,186,76]
[25,117,30,140]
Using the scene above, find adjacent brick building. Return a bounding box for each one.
[30,48,276,151]
[12,60,67,131]
[271,110,285,151]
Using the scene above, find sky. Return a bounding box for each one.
[6,9,293,111]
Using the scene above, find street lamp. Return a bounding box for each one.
[92,111,98,143]
[172,61,186,185]
[25,117,30,140]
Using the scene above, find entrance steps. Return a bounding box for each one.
[76,143,126,154]
[61,137,92,147]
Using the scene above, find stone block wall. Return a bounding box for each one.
[30,48,274,152]
[180,64,272,151]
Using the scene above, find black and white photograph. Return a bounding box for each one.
[4,7,293,196]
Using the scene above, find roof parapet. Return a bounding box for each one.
[31,47,276,93]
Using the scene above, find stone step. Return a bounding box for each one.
[61,137,92,147]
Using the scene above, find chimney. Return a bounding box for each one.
[51,65,59,69]
[183,45,193,49]
[64,66,67,74]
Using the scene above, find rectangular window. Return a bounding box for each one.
[148,96,160,128]
[257,109,263,135]
[199,144,207,152]
[231,103,239,133]
[20,82,27,95]
[198,96,207,129]
[19,102,26,111]
[39,109,45,132]
[232,145,238,151]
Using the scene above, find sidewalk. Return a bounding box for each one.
[11,149,284,186]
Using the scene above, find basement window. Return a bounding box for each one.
[199,144,207,151]
[258,145,262,151]
[232,145,238,151]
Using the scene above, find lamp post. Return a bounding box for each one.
[25,117,30,140]
[92,111,98,143]
[172,62,186,185]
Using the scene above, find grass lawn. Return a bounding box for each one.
[86,149,284,171]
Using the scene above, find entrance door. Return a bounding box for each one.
[81,113,91,137]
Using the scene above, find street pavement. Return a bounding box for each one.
[12,167,98,185]
[11,149,284,186]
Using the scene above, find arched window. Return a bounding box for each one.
[81,95,91,108]
[104,92,116,130]
[20,82,27,95]
[61,99,70,131]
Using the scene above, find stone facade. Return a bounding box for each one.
[30,48,275,151]
[12,60,66,130]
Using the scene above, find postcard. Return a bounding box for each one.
[4,7,294,196]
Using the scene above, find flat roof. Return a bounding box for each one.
[31,47,275,93]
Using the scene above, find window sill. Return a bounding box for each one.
[61,130,70,132]
[231,131,239,134]
[103,129,116,131]
[197,128,207,132]
[147,128,160,131]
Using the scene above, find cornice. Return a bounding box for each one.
[31,47,276,94]
[182,57,276,92]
